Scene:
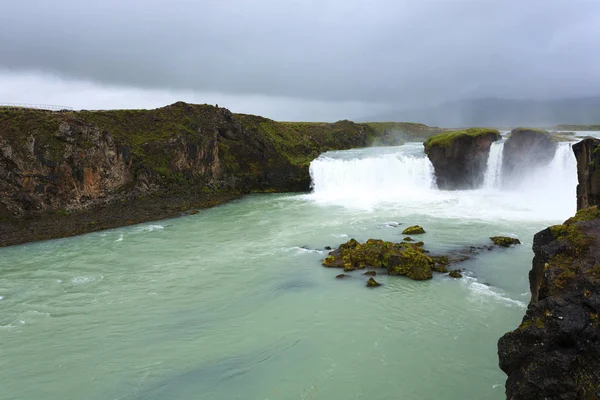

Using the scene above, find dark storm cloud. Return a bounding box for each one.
[1,0,599,105]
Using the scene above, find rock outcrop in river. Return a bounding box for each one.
[498,207,600,399]
[501,128,558,187]
[573,137,600,210]
[0,103,437,247]
[423,128,501,190]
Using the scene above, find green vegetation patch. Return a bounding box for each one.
[423,128,500,149]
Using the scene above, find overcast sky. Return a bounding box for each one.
[1,0,599,120]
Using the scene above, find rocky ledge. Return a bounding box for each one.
[573,137,600,210]
[498,207,600,399]
[0,102,439,247]
[423,128,501,190]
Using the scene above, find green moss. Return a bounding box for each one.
[490,236,521,247]
[448,270,462,278]
[401,225,426,235]
[423,128,500,149]
[518,317,545,331]
[566,206,600,224]
[366,277,382,287]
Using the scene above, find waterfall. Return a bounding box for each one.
[483,141,504,189]
[308,145,435,208]
[307,142,577,219]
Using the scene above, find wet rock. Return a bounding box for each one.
[366,277,381,287]
[448,270,463,278]
[335,274,351,279]
[498,207,600,398]
[502,128,558,188]
[322,238,434,281]
[402,225,425,235]
[403,236,414,242]
[324,246,332,250]
[490,236,521,247]
[363,271,377,276]
[572,137,600,210]
[423,128,501,190]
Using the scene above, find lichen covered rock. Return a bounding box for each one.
[402,225,425,235]
[366,277,382,287]
[448,270,463,278]
[423,128,501,190]
[490,236,521,247]
[498,206,600,399]
[322,238,434,281]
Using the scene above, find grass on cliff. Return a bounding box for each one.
[423,128,500,149]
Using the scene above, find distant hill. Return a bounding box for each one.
[359,97,600,128]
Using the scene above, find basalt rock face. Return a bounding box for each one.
[423,128,501,190]
[498,207,600,399]
[501,128,558,187]
[0,102,376,246]
[573,137,600,210]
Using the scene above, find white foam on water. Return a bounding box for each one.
[463,276,526,309]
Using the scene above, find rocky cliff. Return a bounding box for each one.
[573,137,600,210]
[498,207,600,399]
[0,102,414,247]
[502,128,558,187]
[423,128,501,189]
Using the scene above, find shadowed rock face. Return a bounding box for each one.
[423,128,501,190]
[501,128,558,187]
[498,208,600,399]
[573,137,600,211]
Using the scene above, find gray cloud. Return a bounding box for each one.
[1,0,599,108]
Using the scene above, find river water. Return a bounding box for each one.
[0,141,577,400]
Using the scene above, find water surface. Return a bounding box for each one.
[0,142,577,400]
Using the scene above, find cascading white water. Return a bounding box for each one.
[308,144,435,208]
[307,142,578,221]
[483,141,504,189]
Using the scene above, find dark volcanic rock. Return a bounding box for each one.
[498,207,600,399]
[573,137,600,210]
[502,128,558,187]
[423,128,501,190]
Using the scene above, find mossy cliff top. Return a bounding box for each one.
[423,128,500,150]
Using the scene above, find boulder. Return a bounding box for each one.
[572,137,600,210]
[322,238,434,281]
[366,277,382,287]
[501,128,558,187]
[423,128,501,189]
[402,225,425,235]
[498,206,600,399]
[490,236,521,247]
[448,270,463,278]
